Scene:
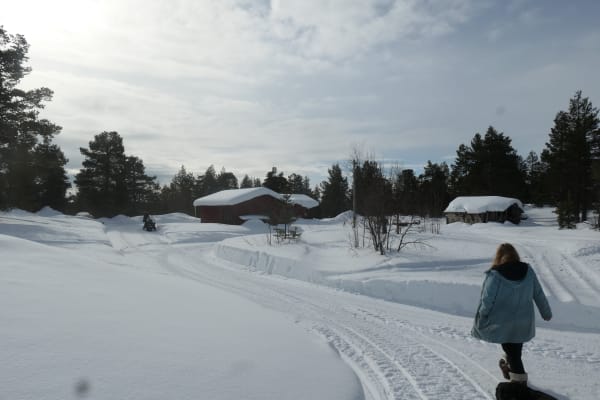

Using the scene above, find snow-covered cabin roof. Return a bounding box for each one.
[443,196,524,214]
[193,187,280,206]
[193,188,319,209]
[286,194,319,209]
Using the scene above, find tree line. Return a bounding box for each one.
[317,99,600,230]
[67,130,316,217]
[2,26,599,227]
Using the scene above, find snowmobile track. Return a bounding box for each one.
[518,241,600,305]
[163,248,498,400]
[518,246,576,302]
[557,252,600,304]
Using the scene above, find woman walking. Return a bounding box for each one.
[472,243,552,385]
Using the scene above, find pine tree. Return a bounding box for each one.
[0,26,67,210]
[33,140,70,211]
[75,131,155,217]
[75,131,126,216]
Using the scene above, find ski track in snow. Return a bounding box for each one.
[157,247,498,400]
[557,251,600,304]
[97,219,600,400]
[520,241,600,306]
[444,229,600,306]
[521,246,577,303]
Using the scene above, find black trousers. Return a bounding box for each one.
[502,343,525,374]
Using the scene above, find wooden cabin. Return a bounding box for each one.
[444,196,524,225]
[193,187,318,225]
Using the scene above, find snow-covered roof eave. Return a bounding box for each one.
[287,194,319,209]
[239,215,269,220]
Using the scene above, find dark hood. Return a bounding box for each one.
[495,261,529,281]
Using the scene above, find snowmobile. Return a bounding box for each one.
[142,213,157,231]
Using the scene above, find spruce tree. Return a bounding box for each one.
[263,167,289,193]
[542,91,600,222]
[216,168,238,190]
[592,162,600,228]
[287,173,304,194]
[197,165,219,196]
[312,185,321,202]
[450,127,526,199]
[269,193,296,237]
[240,174,253,188]
[319,164,349,217]
[353,160,393,254]
[352,160,391,217]
[393,169,418,215]
[418,161,450,217]
[122,156,158,213]
[557,195,578,229]
[301,176,312,196]
[164,166,196,214]
[523,151,549,206]
[286,173,313,196]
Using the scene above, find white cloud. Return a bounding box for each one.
[5,0,600,186]
[266,0,480,60]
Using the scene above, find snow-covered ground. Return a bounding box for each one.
[1,207,599,399]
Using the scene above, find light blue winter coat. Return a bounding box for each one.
[471,265,552,343]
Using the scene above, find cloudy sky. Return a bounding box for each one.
[3,0,600,186]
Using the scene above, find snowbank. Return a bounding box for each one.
[214,211,600,333]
